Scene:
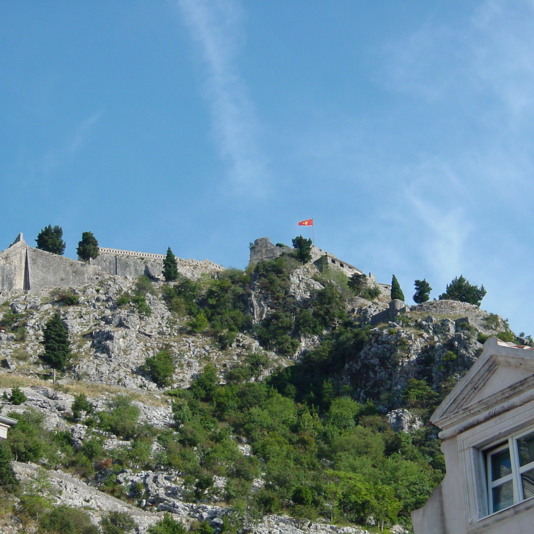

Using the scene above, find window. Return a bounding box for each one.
[485,429,534,514]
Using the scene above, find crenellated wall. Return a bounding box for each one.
[0,234,225,292]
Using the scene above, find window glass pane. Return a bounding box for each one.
[518,433,534,467]
[491,448,512,481]
[493,481,514,512]
[522,467,534,500]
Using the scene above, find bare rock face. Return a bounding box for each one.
[386,408,423,433]
[289,266,324,301]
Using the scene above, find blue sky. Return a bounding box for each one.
[2,1,534,335]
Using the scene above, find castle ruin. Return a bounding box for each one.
[249,237,368,279]
[0,233,379,294]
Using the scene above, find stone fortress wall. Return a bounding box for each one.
[0,234,224,292]
[0,234,104,292]
[0,233,380,293]
[92,247,224,280]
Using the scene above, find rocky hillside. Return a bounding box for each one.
[0,254,520,534]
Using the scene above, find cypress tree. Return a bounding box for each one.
[41,312,71,372]
[391,275,405,301]
[77,231,99,261]
[162,247,178,282]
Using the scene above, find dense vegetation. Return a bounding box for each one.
[0,247,522,532]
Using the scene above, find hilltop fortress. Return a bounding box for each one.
[0,234,224,292]
[249,237,368,278]
[0,234,377,293]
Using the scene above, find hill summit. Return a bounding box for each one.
[0,232,523,533]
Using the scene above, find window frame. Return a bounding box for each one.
[483,428,534,515]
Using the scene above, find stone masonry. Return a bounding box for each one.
[0,234,224,292]
[249,237,367,278]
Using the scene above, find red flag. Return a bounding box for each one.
[298,219,314,226]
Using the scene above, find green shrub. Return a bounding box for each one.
[141,349,175,388]
[147,513,187,534]
[116,293,131,307]
[225,353,270,384]
[71,393,93,422]
[162,278,201,316]
[100,511,137,534]
[348,273,367,295]
[97,395,140,439]
[9,386,27,405]
[131,294,152,316]
[497,330,515,342]
[38,504,98,534]
[52,290,80,306]
[292,485,313,505]
[361,285,381,300]
[477,332,491,344]
[483,313,501,330]
[402,379,439,409]
[7,410,50,462]
[135,275,156,296]
[116,276,153,316]
[188,312,209,333]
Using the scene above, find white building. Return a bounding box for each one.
[413,337,534,533]
[0,414,17,440]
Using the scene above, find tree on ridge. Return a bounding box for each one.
[163,247,178,282]
[413,279,432,304]
[292,236,312,264]
[439,275,486,306]
[77,231,99,261]
[36,225,66,255]
[391,275,405,301]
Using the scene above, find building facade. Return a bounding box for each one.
[413,337,534,533]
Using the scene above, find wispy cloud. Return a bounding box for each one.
[176,0,269,198]
[40,112,102,176]
[471,1,534,120]
[402,157,473,282]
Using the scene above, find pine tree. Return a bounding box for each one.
[41,312,71,371]
[77,231,99,261]
[162,247,178,282]
[36,225,66,255]
[439,275,486,306]
[391,275,405,301]
[292,236,312,263]
[413,279,432,304]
